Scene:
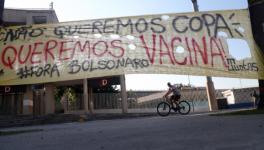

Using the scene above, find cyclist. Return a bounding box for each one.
[163,82,182,105]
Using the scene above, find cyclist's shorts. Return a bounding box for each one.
[171,95,181,101]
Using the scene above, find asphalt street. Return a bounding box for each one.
[1,113,264,150]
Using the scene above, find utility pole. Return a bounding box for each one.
[0,0,5,26]
[191,0,199,11]
[191,0,218,111]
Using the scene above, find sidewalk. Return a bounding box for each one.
[0,108,255,129]
[0,112,158,129]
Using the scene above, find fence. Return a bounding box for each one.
[89,88,226,113]
[0,93,24,115]
[93,93,121,109]
[65,87,257,113]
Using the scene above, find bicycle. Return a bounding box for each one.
[157,97,191,116]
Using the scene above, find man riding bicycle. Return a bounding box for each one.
[157,82,190,116]
[163,82,183,105]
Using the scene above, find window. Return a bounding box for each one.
[32,16,47,24]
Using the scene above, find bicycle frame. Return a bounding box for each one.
[164,97,179,110]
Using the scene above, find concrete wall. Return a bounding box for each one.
[44,84,55,114]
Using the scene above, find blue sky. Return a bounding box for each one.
[5,0,248,22]
[4,0,258,90]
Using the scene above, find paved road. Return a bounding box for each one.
[1,114,264,150]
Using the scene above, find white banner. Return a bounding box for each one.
[0,9,263,85]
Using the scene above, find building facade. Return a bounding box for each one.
[0,8,58,115]
[2,8,58,26]
[222,87,258,105]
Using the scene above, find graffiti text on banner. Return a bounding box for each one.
[0,9,264,85]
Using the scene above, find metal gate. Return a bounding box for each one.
[0,93,23,115]
[33,90,45,116]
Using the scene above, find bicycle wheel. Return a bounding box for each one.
[178,100,191,115]
[157,102,171,116]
